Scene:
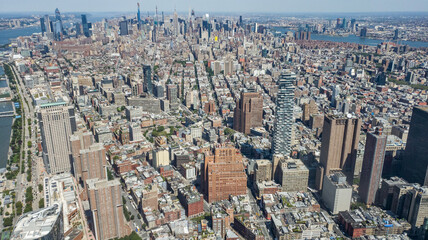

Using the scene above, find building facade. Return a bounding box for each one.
[233,91,263,134]
[39,102,76,174]
[322,172,352,214]
[403,106,428,185]
[87,179,130,240]
[202,145,247,203]
[359,129,387,205]
[316,114,361,190]
[272,72,295,156]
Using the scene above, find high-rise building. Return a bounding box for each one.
[277,158,309,192]
[40,17,46,34]
[39,102,76,174]
[54,8,64,41]
[81,14,91,37]
[360,27,367,37]
[44,15,51,33]
[79,144,107,185]
[87,179,130,240]
[316,114,362,190]
[359,129,387,205]
[119,20,128,35]
[137,2,141,29]
[12,203,64,240]
[254,159,272,183]
[143,65,152,94]
[302,99,317,124]
[403,106,428,185]
[166,84,178,103]
[70,131,94,181]
[405,187,428,227]
[322,172,352,214]
[233,91,263,134]
[272,72,295,156]
[152,148,170,168]
[202,145,247,203]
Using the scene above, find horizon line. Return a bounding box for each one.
[1,10,428,15]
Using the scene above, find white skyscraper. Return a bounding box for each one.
[272,72,295,156]
[39,102,76,174]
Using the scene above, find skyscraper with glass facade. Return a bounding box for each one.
[272,72,295,156]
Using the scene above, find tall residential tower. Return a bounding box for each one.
[272,72,295,156]
[359,129,387,204]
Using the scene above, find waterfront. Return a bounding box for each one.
[0,26,40,45]
[272,26,428,48]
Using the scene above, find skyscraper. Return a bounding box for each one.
[43,15,51,33]
[173,8,179,36]
[167,84,178,103]
[359,129,387,205]
[40,17,46,34]
[143,64,152,94]
[70,131,93,181]
[81,14,91,37]
[137,2,141,29]
[316,114,362,190]
[38,102,76,174]
[272,72,295,156]
[202,145,247,203]
[79,144,107,182]
[403,106,428,185]
[54,8,64,41]
[87,179,131,239]
[119,20,128,35]
[233,91,263,134]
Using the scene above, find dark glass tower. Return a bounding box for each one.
[143,65,152,94]
[403,106,428,185]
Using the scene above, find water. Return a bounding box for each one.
[0,26,41,45]
[272,27,428,48]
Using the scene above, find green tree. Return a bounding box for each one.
[39,198,44,208]
[25,186,33,202]
[107,168,114,181]
[38,184,43,192]
[24,203,33,213]
[16,201,23,215]
[3,217,13,227]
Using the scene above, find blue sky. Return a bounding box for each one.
[1,0,428,13]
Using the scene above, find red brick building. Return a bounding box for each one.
[202,145,247,203]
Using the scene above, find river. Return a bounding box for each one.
[0,26,41,45]
[271,26,428,48]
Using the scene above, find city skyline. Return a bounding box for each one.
[1,0,428,13]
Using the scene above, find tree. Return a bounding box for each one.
[24,203,32,213]
[38,184,43,192]
[3,217,13,227]
[25,186,33,203]
[39,198,44,208]
[116,231,142,240]
[107,168,114,181]
[16,201,23,215]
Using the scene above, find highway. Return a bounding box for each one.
[9,64,39,218]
